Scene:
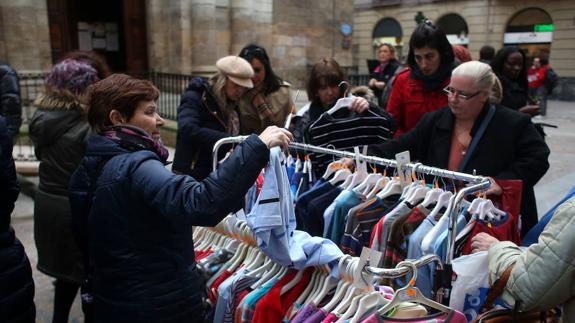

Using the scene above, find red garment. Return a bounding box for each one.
[208,270,233,303]
[194,248,212,261]
[386,69,449,137]
[256,172,264,196]
[252,268,313,323]
[528,65,546,89]
[462,213,521,255]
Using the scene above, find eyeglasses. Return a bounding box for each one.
[443,86,481,101]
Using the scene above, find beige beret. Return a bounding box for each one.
[216,56,254,88]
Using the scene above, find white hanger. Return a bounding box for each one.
[407,184,430,205]
[353,172,382,196]
[250,261,281,289]
[322,256,354,313]
[292,269,321,313]
[376,261,451,317]
[421,188,444,208]
[427,191,453,221]
[322,160,347,180]
[478,199,505,222]
[329,168,352,186]
[366,176,389,200]
[336,293,365,322]
[326,97,355,115]
[311,271,338,306]
[350,292,389,323]
[377,177,402,199]
[280,268,306,296]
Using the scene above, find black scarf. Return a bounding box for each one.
[411,63,452,91]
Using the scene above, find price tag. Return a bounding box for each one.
[395,151,411,188]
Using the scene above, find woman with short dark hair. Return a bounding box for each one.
[237,44,294,134]
[69,73,291,322]
[386,21,455,137]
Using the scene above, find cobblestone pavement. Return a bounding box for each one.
[10,100,575,323]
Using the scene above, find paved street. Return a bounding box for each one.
[10,100,575,322]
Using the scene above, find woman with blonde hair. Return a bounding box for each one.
[368,43,401,107]
[369,60,549,236]
[173,55,254,180]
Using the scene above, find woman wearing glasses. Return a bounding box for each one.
[386,21,455,137]
[237,44,295,134]
[369,61,549,236]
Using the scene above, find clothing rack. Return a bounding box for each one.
[212,136,491,266]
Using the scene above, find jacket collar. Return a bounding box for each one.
[201,83,229,131]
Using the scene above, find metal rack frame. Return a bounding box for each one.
[212,136,491,265]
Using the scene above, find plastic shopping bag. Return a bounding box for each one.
[451,251,492,322]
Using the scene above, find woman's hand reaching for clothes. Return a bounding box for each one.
[470,232,500,253]
[348,96,370,114]
[258,126,293,151]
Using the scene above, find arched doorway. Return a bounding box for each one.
[372,17,403,64]
[436,13,469,47]
[504,8,553,60]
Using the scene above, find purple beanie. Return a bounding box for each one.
[46,58,100,94]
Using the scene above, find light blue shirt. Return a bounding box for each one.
[322,201,337,237]
[246,147,343,271]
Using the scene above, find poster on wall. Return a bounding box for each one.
[77,22,119,52]
[78,22,92,51]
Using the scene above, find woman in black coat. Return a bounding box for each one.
[370,61,550,236]
[368,43,401,108]
[0,115,36,323]
[173,56,255,180]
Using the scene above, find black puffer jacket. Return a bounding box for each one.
[0,116,36,322]
[69,133,269,322]
[173,77,231,180]
[0,61,22,138]
[29,94,90,283]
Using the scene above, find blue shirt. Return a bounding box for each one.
[246,147,343,270]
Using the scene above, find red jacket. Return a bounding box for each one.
[528,65,546,88]
[386,68,449,137]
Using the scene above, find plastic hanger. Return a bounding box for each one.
[421,188,444,208]
[293,269,321,311]
[427,191,453,221]
[250,261,280,289]
[322,256,354,313]
[366,176,389,200]
[280,268,305,296]
[311,271,338,306]
[407,184,429,205]
[326,97,355,115]
[353,172,382,195]
[376,261,451,317]
[322,160,347,180]
[329,168,352,186]
[350,292,389,323]
[336,293,365,322]
[377,177,401,199]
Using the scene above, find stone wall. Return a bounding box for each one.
[146,0,354,88]
[353,0,575,78]
[0,0,51,72]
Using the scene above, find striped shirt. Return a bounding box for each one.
[308,109,394,176]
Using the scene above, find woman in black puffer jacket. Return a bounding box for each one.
[0,115,36,323]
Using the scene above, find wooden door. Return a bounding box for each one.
[123,0,148,72]
[47,0,73,63]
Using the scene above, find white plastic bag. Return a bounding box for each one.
[450,251,490,322]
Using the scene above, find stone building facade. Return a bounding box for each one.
[0,0,573,98]
[353,0,575,100]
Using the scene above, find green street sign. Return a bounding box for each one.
[534,24,554,32]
